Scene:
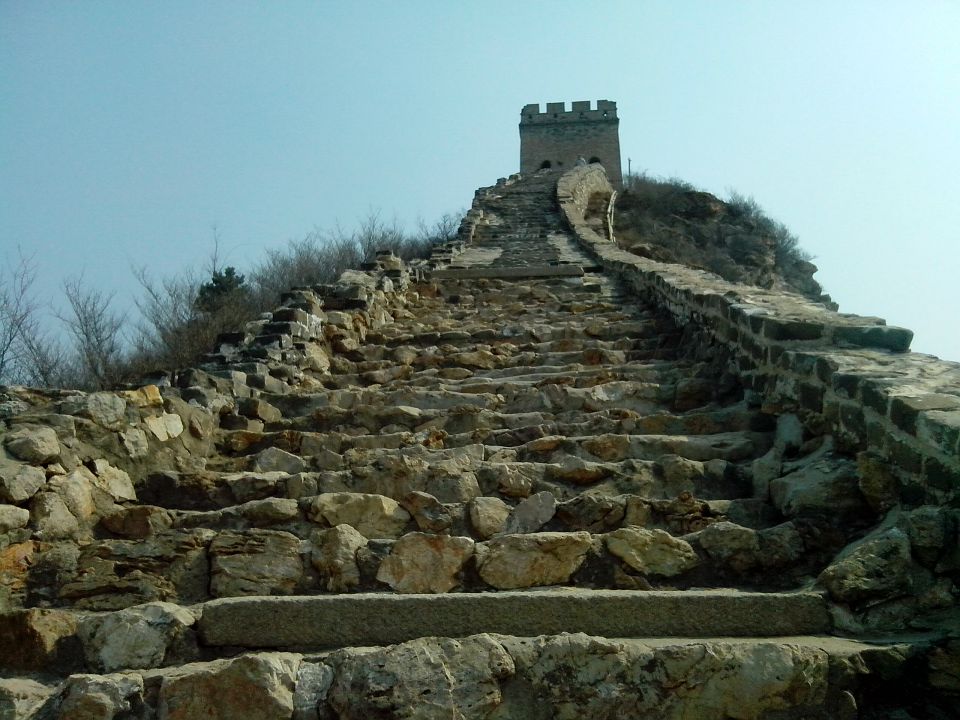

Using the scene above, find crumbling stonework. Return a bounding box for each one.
[0,163,957,718]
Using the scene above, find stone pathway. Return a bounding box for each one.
[0,170,944,718]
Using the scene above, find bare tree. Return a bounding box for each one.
[17,327,72,389]
[131,266,204,369]
[0,250,39,384]
[58,276,127,389]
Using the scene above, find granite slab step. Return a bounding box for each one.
[197,589,832,648]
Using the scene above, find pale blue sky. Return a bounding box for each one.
[2,1,958,360]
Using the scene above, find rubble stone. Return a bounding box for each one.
[307,492,410,538]
[311,524,367,592]
[475,532,592,589]
[210,529,303,597]
[156,652,300,720]
[79,601,197,672]
[327,635,513,720]
[4,426,60,464]
[606,526,700,577]
[0,461,46,503]
[376,532,474,593]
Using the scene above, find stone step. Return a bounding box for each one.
[248,383,687,416]
[51,520,834,610]
[213,428,771,480]
[327,346,680,376]
[0,630,928,719]
[197,589,832,648]
[322,361,693,394]
[321,357,685,386]
[266,402,769,440]
[371,318,666,348]
[334,335,660,365]
[140,461,739,513]
[430,265,589,280]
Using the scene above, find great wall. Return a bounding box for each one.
[1,102,958,718]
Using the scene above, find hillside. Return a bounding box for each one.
[614,174,836,308]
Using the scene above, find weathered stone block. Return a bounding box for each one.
[475,532,592,590]
[210,529,303,597]
[4,426,60,464]
[606,527,699,577]
[157,652,300,720]
[376,533,474,593]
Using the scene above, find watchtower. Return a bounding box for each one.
[519,100,622,187]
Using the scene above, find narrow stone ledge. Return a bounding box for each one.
[429,266,585,280]
[197,589,831,648]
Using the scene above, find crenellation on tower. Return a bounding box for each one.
[520,99,619,123]
[519,99,622,186]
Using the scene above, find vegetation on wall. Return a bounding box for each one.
[0,212,459,391]
[615,172,831,305]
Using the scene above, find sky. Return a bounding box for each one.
[1,1,959,361]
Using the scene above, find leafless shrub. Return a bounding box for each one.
[57,276,128,390]
[11,210,459,390]
[0,250,39,384]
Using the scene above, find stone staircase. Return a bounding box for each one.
[0,170,954,718]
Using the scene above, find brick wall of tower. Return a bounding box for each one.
[519,100,622,187]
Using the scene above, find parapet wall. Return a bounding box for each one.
[558,165,960,505]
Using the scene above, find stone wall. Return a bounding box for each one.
[520,101,622,187]
[558,165,960,507]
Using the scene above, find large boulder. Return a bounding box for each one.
[0,461,45,504]
[156,653,300,720]
[307,493,410,539]
[500,634,830,720]
[326,635,514,720]
[376,533,474,593]
[605,527,699,577]
[4,426,60,464]
[818,527,915,605]
[475,532,592,589]
[0,608,83,673]
[210,529,303,597]
[311,524,367,592]
[79,601,197,672]
[38,672,145,719]
[770,458,867,521]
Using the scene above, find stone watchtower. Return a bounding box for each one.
[519,100,622,187]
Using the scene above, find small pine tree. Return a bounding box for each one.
[194,267,247,313]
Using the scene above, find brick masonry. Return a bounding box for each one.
[520,100,623,187]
